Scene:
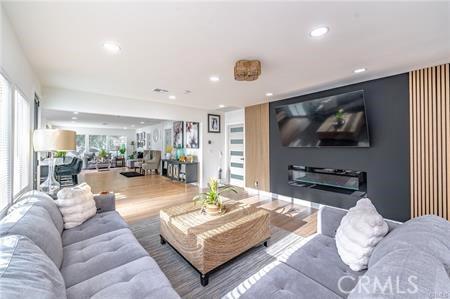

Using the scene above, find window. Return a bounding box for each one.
[89,135,107,151]
[76,134,86,153]
[0,74,12,211]
[107,135,127,152]
[13,90,31,196]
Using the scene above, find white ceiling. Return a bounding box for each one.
[43,109,162,130]
[4,1,450,110]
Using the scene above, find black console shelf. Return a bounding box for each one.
[162,159,198,184]
[288,165,366,195]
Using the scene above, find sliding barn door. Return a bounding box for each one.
[410,63,449,220]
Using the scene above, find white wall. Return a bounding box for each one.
[137,123,164,151]
[41,87,224,187]
[0,6,40,100]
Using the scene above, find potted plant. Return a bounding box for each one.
[334,108,345,126]
[118,144,126,157]
[165,145,173,159]
[193,179,237,216]
[98,148,108,162]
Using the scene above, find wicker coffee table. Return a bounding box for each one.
[160,200,270,286]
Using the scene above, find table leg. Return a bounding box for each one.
[200,273,209,286]
[264,240,268,247]
[160,235,166,245]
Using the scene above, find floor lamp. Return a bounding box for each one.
[33,129,76,197]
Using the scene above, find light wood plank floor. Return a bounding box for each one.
[81,167,317,237]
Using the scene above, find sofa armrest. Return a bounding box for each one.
[94,192,115,213]
[317,205,347,238]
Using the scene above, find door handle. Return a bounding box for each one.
[240,158,244,161]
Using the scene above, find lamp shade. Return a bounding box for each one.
[33,129,76,152]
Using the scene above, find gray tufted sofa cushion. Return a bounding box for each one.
[348,215,450,299]
[0,204,63,268]
[62,211,128,246]
[61,228,149,288]
[66,256,180,299]
[8,190,64,234]
[348,245,450,299]
[225,261,342,299]
[280,234,364,297]
[369,215,450,267]
[0,235,66,299]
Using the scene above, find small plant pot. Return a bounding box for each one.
[205,204,221,216]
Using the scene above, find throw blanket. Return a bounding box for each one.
[335,198,388,271]
[56,183,96,229]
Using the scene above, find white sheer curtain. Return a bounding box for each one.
[0,74,12,211]
[13,90,31,197]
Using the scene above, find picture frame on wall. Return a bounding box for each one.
[208,114,221,133]
[185,122,199,149]
[173,121,184,148]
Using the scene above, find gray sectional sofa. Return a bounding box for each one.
[0,191,179,299]
[225,206,450,299]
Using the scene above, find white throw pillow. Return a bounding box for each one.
[55,183,96,229]
[335,198,388,272]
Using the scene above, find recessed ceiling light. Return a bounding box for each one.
[71,117,77,120]
[71,121,76,123]
[265,92,273,97]
[140,121,145,125]
[123,127,127,130]
[73,111,79,115]
[219,104,225,108]
[103,41,121,54]
[169,95,176,100]
[209,76,220,82]
[309,26,329,38]
[354,68,367,74]
[131,124,135,128]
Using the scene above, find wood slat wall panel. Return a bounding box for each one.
[245,103,270,192]
[410,63,450,220]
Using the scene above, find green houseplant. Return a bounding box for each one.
[193,178,237,215]
[118,144,126,156]
[334,108,345,126]
[54,151,66,158]
[98,148,108,161]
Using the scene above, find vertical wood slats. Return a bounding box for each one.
[410,63,450,220]
[245,103,270,192]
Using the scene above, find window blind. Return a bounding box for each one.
[0,74,11,211]
[13,90,31,197]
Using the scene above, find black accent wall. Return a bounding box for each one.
[269,73,410,222]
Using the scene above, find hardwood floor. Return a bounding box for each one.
[80,167,317,237]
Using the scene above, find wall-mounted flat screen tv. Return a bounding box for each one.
[275,90,370,147]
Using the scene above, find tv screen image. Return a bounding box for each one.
[275,90,370,147]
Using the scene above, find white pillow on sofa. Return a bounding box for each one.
[55,183,96,229]
[335,198,388,271]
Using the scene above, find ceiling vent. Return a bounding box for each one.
[153,88,169,93]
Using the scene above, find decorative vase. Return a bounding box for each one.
[205,204,221,216]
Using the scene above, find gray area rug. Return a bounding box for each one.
[130,216,306,299]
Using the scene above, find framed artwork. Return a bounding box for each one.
[173,121,184,148]
[185,122,199,148]
[208,114,221,133]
